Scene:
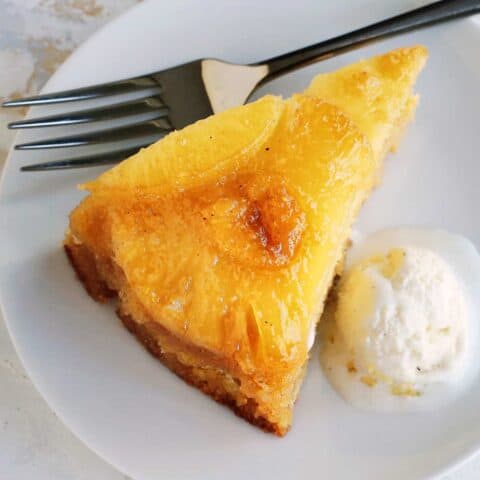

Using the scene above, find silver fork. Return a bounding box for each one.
[4,0,479,172]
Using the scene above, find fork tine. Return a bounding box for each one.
[15,118,173,150]
[8,96,169,129]
[2,75,160,107]
[20,144,152,171]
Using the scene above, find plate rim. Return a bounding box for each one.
[1,2,480,479]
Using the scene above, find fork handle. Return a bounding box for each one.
[261,0,480,78]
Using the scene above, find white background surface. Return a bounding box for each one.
[0,1,479,479]
[0,1,134,479]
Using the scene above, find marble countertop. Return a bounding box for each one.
[0,1,478,479]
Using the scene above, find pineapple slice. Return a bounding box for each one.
[83,95,284,193]
[305,46,427,162]
[73,94,375,365]
[69,95,374,434]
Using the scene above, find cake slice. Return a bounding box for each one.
[65,46,427,436]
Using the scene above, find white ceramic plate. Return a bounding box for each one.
[1,1,480,479]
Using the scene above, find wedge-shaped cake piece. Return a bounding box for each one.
[65,47,426,435]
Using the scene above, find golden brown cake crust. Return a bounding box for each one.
[65,242,285,436]
[118,311,281,435]
[65,243,115,302]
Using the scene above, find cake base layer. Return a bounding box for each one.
[64,242,291,436]
[118,311,278,434]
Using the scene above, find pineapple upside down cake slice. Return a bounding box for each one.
[65,46,427,435]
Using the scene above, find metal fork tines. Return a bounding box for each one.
[8,95,168,129]
[3,75,162,107]
[4,0,480,171]
[15,118,172,150]
[4,60,220,171]
[11,94,172,169]
[20,145,151,172]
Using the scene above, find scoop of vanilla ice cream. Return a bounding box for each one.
[336,247,468,385]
